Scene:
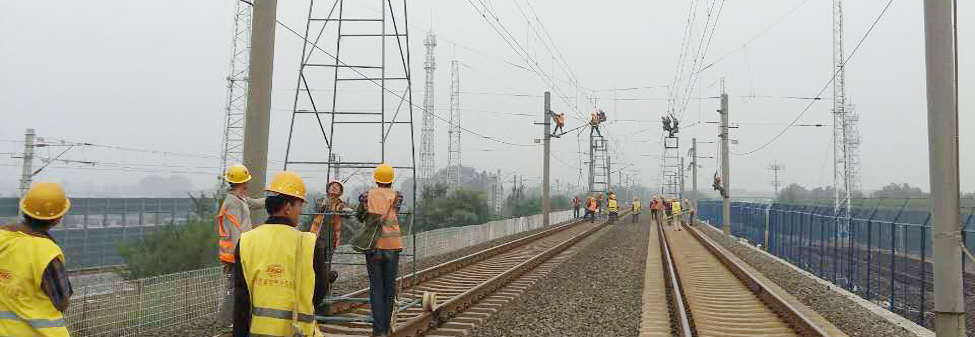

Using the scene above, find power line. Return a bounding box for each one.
[275,19,539,148]
[734,0,894,155]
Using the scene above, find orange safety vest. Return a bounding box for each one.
[216,207,241,263]
[366,188,403,250]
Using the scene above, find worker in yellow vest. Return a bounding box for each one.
[215,163,265,326]
[607,192,619,223]
[0,182,72,337]
[352,163,404,337]
[631,197,642,223]
[671,199,683,230]
[232,171,325,337]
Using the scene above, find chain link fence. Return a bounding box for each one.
[698,198,975,330]
[65,210,573,336]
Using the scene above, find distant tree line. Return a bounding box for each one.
[776,182,975,201]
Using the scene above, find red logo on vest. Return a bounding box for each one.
[265,264,284,278]
[0,269,12,282]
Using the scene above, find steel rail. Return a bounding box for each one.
[657,223,694,337]
[684,225,831,337]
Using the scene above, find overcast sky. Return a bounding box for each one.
[1,0,972,198]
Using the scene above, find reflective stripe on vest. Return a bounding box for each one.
[0,230,70,337]
[216,206,242,263]
[0,311,66,328]
[367,188,404,250]
[239,224,321,337]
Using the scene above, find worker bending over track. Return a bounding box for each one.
[352,164,405,337]
[233,171,327,337]
[0,182,73,337]
[216,163,265,326]
[584,196,598,222]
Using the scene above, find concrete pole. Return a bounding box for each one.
[18,128,35,200]
[243,0,277,219]
[692,137,698,225]
[542,92,552,227]
[679,157,685,201]
[721,91,731,235]
[923,0,964,334]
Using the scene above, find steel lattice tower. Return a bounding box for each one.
[219,0,252,177]
[447,60,461,185]
[283,0,416,202]
[832,0,858,231]
[662,136,680,199]
[419,31,437,187]
[588,132,609,197]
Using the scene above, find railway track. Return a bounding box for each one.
[318,213,622,336]
[654,223,835,337]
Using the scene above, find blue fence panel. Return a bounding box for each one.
[695,198,975,330]
[2,197,205,270]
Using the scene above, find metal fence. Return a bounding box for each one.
[1,197,203,270]
[697,198,975,330]
[65,210,574,336]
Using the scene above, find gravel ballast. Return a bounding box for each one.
[469,220,649,337]
[699,224,923,337]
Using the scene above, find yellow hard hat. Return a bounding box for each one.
[374,163,394,184]
[224,163,252,184]
[265,171,307,201]
[20,182,71,220]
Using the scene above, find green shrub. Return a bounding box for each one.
[116,193,219,279]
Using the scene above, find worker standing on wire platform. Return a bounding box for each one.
[353,163,405,337]
[0,182,73,337]
[233,171,326,337]
[215,163,265,327]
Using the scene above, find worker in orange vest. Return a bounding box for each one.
[215,164,265,326]
[353,164,405,337]
[584,196,598,223]
[552,112,566,135]
[0,182,73,337]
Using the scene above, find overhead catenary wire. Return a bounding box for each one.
[733,0,895,156]
[275,19,538,148]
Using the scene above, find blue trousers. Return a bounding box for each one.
[365,250,400,335]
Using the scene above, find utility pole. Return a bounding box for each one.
[542,92,552,227]
[243,0,277,207]
[692,138,698,220]
[720,84,731,235]
[679,157,685,201]
[924,0,964,335]
[18,128,35,199]
[768,162,785,197]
